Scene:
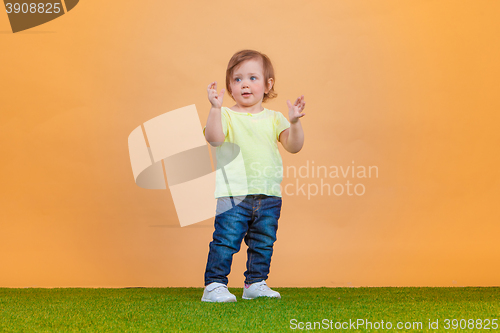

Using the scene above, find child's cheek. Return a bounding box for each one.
[252,82,263,93]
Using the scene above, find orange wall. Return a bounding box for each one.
[1,0,499,287]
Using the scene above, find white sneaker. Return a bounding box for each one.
[201,282,237,302]
[242,280,281,300]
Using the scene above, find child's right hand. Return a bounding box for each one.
[207,81,225,109]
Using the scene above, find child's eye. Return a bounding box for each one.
[251,76,258,81]
[235,78,241,82]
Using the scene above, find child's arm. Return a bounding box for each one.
[280,95,306,154]
[205,81,226,147]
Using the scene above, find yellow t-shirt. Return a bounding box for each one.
[203,106,290,198]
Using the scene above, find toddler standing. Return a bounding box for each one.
[202,49,306,302]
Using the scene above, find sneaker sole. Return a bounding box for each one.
[201,297,237,302]
[242,295,281,300]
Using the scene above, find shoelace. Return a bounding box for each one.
[257,283,270,291]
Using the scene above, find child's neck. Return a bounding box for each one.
[230,104,265,114]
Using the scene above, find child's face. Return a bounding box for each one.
[229,58,272,108]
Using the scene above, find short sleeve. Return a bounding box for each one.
[275,111,291,141]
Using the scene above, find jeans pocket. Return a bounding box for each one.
[260,196,282,220]
[215,196,246,216]
[216,197,232,216]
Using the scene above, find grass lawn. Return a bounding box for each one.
[0,287,498,332]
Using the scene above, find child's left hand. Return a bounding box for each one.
[287,95,306,124]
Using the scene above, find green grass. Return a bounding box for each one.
[0,287,498,332]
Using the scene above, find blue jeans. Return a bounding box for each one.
[204,194,282,286]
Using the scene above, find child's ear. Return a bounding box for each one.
[266,78,274,93]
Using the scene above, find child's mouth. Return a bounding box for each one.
[242,93,252,97]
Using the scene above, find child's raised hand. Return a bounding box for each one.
[207,81,225,109]
[287,95,306,124]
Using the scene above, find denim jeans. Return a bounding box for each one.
[204,194,282,286]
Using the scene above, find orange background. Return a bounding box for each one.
[1,0,499,288]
